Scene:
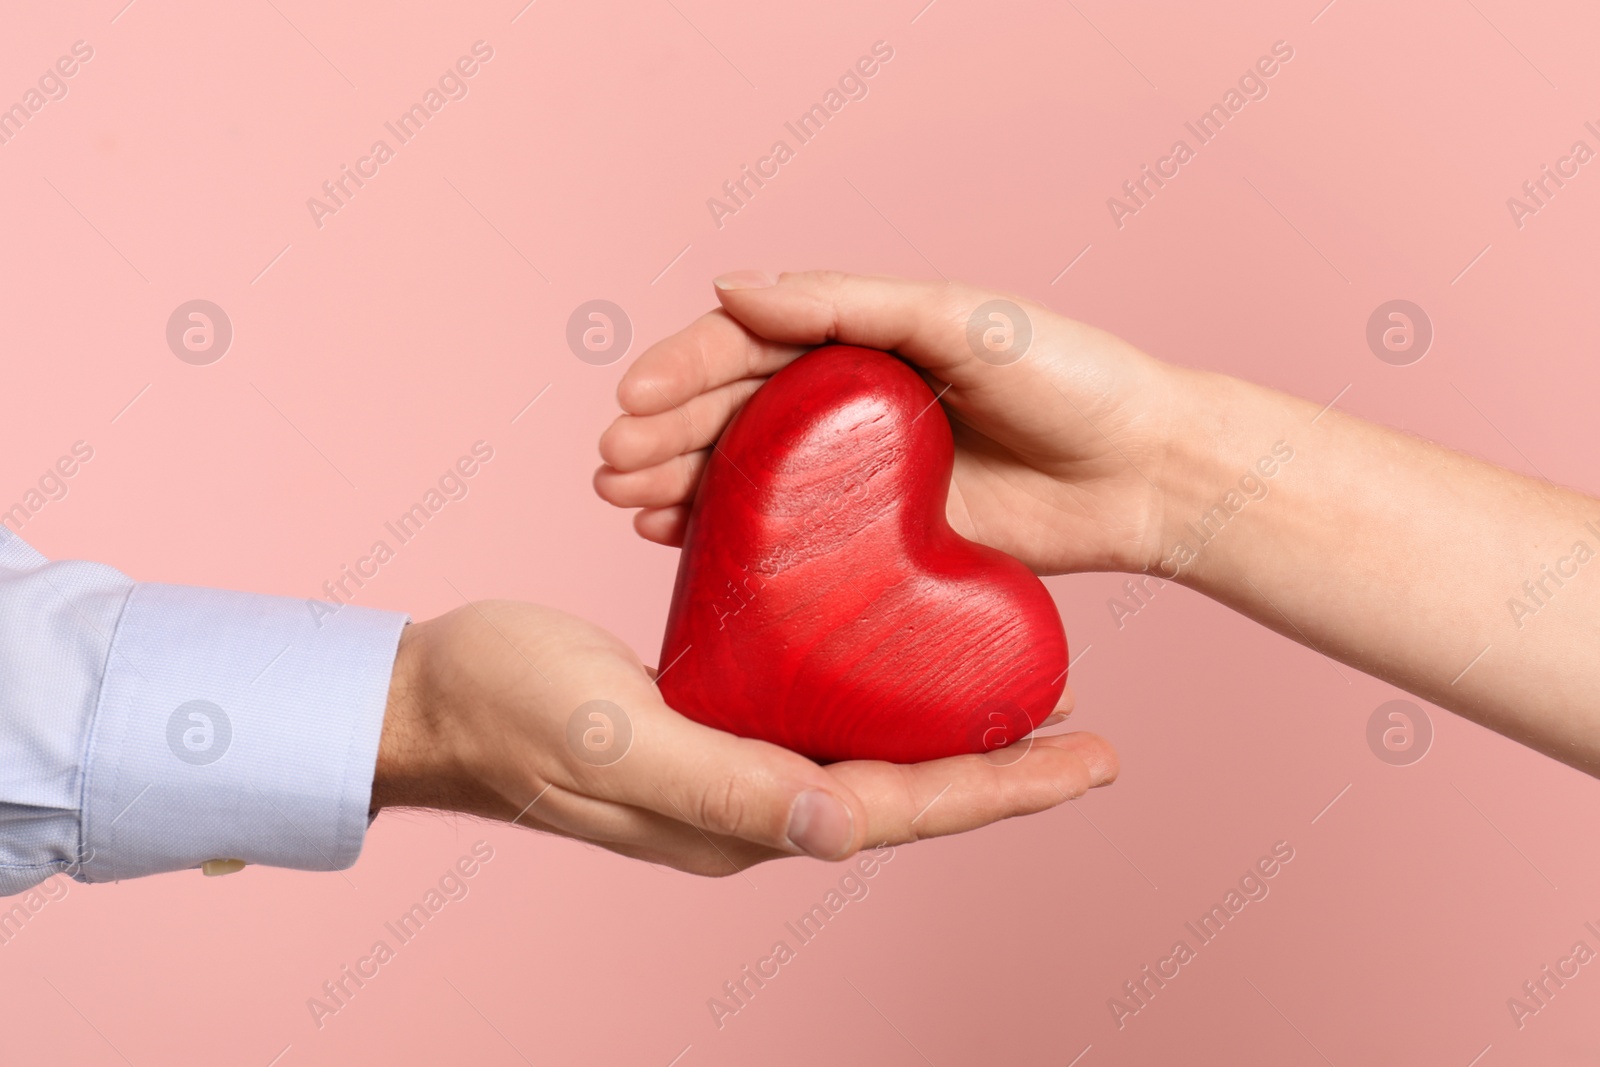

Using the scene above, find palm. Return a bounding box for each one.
[388,600,1118,876]
[932,347,1170,576]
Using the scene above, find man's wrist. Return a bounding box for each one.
[373,619,447,813]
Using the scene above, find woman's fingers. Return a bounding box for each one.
[632,505,690,546]
[617,308,807,416]
[710,270,1019,386]
[600,376,765,473]
[595,450,709,509]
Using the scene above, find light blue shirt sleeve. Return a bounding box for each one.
[0,527,408,896]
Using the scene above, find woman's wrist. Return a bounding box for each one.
[1144,367,1308,591]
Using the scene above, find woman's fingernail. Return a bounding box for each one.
[714,269,776,291]
[1040,711,1068,727]
[786,790,854,859]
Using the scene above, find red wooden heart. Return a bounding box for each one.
[657,344,1068,763]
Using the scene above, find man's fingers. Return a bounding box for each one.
[500,783,781,877]
[589,701,867,860]
[547,727,1116,873]
[825,731,1118,845]
[617,308,807,416]
[600,377,765,473]
[597,836,788,878]
[545,663,865,862]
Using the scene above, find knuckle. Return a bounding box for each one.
[677,454,700,500]
[691,331,716,394]
[896,766,928,845]
[933,281,974,333]
[695,773,751,840]
[808,271,849,340]
[684,409,711,452]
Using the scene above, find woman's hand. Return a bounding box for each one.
[595,270,1182,577]
[372,601,1118,876]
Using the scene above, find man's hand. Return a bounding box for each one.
[373,601,1117,875]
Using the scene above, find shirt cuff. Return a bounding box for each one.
[76,583,408,884]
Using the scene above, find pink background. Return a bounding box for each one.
[4,0,1600,1064]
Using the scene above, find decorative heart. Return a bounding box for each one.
[657,344,1068,763]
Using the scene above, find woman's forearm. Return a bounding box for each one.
[1156,367,1600,775]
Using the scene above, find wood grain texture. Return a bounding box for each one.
[658,345,1068,763]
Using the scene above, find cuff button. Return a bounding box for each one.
[201,859,246,877]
